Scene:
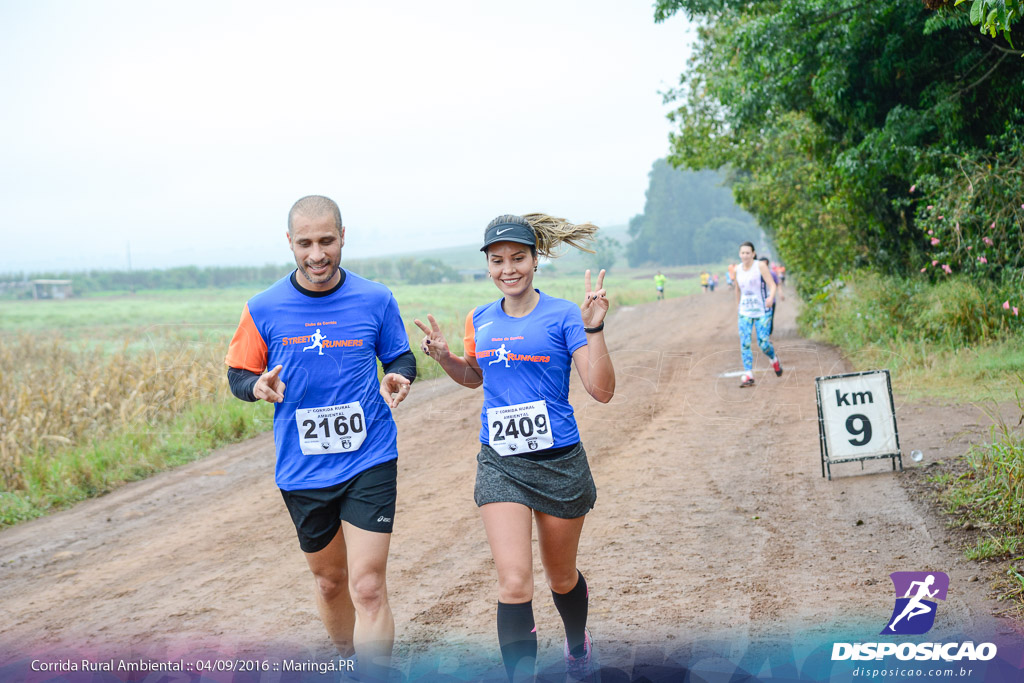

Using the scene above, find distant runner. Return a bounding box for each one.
[735,241,782,388]
[415,213,614,682]
[654,271,667,301]
[759,257,780,336]
[225,195,416,682]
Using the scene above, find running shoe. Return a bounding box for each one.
[772,358,783,377]
[740,375,755,388]
[565,628,598,681]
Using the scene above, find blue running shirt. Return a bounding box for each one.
[226,272,410,490]
[463,291,588,451]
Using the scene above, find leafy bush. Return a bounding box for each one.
[912,114,1024,285]
[806,271,1020,350]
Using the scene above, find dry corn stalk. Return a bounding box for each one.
[0,332,230,491]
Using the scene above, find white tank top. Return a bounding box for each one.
[736,262,766,318]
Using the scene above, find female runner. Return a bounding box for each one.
[414,213,614,682]
[735,241,782,387]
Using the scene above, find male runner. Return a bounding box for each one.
[759,256,781,335]
[225,195,415,680]
[654,271,667,300]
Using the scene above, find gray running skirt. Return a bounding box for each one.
[474,442,597,519]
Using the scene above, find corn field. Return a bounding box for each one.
[0,332,230,491]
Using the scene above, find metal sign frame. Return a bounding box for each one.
[815,369,902,480]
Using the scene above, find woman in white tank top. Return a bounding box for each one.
[734,241,782,387]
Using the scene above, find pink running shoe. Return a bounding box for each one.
[564,628,597,681]
[772,358,783,376]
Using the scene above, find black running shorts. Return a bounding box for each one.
[280,458,397,553]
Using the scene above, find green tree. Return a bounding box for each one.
[692,217,754,263]
[655,0,1024,294]
[398,257,459,285]
[588,236,621,273]
[627,161,757,266]
[945,0,1024,41]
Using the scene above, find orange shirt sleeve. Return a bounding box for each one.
[225,303,269,374]
[463,308,477,358]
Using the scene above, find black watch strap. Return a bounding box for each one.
[584,321,605,333]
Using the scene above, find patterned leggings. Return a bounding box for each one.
[738,311,775,372]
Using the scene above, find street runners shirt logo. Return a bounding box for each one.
[882,571,948,635]
[280,322,364,356]
[476,338,551,366]
[832,570,997,663]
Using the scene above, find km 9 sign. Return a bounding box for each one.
[815,370,901,476]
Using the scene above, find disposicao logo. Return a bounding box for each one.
[882,571,948,635]
[831,571,997,662]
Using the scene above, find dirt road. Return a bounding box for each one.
[0,291,1019,679]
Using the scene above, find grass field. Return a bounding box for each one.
[802,271,1024,404]
[842,339,1024,403]
[0,266,701,527]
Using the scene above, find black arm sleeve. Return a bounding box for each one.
[227,366,261,402]
[381,349,417,384]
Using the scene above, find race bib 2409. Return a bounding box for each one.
[487,400,555,456]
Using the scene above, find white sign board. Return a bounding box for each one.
[815,370,901,479]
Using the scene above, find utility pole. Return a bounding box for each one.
[127,241,135,294]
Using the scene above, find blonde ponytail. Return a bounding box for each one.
[522,213,598,258]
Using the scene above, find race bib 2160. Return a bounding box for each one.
[295,402,367,456]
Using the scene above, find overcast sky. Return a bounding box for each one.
[0,1,693,273]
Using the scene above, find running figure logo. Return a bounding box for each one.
[489,343,511,368]
[881,571,949,635]
[303,328,327,356]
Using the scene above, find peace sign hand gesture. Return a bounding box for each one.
[413,314,451,363]
[580,269,608,328]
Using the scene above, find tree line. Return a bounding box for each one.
[627,162,764,266]
[0,258,463,297]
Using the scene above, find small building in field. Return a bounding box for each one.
[458,269,489,281]
[31,279,73,300]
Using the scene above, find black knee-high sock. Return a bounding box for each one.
[551,570,588,658]
[497,600,536,681]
